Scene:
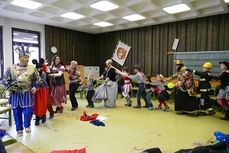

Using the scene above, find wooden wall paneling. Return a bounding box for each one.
[153,25,160,74]
[200,17,208,51]
[224,14,229,50]
[186,20,192,51]
[196,18,202,51]
[162,24,169,76]
[177,20,186,52]
[207,16,213,51]
[132,29,139,69]
[190,19,197,51]
[218,14,225,50]
[211,15,220,50]
[159,24,164,75]
[145,26,152,75]
[138,27,145,72]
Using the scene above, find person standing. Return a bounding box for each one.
[166,60,199,115]
[191,62,215,116]
[212,61,229,120]
[94,59,118,108]
[121,67,132,107]
[115,65,148,109]
[4,45,39,136]
[48,55,67,117]
[32,58,49,125]
[68,60,81,111]
[86,74,96,108]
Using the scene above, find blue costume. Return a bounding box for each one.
[4,46,39,133]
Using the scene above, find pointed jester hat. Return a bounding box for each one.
[15,44,31,57]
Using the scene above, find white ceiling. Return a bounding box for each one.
[0,0,228,34]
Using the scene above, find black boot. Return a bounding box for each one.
[86,104,90,108]
[35,116,40,126]
[42,115,46,123]
[90,103,94,108]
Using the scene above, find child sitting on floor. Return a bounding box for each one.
[86,74,96,108]
[121,67,132,106]
[151,74,170,111]
[144,76,154,110]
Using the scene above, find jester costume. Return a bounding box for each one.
[4,45,39,133]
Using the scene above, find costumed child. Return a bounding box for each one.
[68,60,81,111]
[115,65,148,109]
[152,75,170,111]
[86,74,96,108]
[32,58,49,125]
[144,76,154,110]
[211,61,229,120]
[190,62,215,116]
[3,45,39,136]
[121,67,132,107]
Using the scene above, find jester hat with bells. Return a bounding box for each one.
[15,44,31,57]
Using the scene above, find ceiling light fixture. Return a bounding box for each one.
[11,0,42,9]
[122,14,146,21]
[94,21,113,27]
[163,4,191,14]
[90,1,119,12]
[60,12,85,20]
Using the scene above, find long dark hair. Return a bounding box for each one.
[51,55,66,70]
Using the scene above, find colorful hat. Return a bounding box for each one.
[175,59,183,65]
[219,61,229,69]
[15,45,31,57]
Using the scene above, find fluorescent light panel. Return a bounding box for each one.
[90,1,119,11]
[163,4,191,14]
[11,0,42,9]
[123,14,145,21]
[60,12,85,20]
[225,0,229,3]
[94,21,113,27]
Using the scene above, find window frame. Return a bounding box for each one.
[0,26,3,80]
[12,28,41,64]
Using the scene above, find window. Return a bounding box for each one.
[12,28,40,65]
[0,26,3,80]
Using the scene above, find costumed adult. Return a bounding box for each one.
[93,59,118,108]
[211,61,229,120]
[48,55,67,117]
[68,60,81,111]
[32,58,49,125]
[166,59,199,115]
[4,45,39,136]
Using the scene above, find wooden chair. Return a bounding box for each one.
[0,99,12,126]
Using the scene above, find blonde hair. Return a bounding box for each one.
[105,59,112,65]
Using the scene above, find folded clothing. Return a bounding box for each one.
[90,120,105,127]
[80,111,98,121]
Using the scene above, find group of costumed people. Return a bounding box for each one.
[2,44,229,136]
[93,59,229,120]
